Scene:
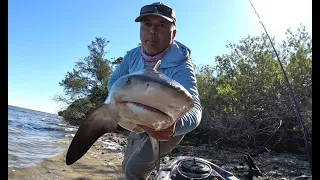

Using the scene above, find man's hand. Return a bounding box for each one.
[140,123,176,141]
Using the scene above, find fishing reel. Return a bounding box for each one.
[154,156,239,180]
[175,158,213,179]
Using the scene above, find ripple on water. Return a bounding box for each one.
[8,106,76,169]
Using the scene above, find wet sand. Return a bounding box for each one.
[8,138,125,180]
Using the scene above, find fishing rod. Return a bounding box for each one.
[248,0,312,173]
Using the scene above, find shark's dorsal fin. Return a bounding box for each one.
[153,60,162,71]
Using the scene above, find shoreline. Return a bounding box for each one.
[8,132,312,180]
[8,135,126,180]
[8,137,71,171]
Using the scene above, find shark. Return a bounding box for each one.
[65,60,195,172]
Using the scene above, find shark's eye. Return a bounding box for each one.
[126,77,131,84]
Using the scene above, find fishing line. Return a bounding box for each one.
[248,0,312,173]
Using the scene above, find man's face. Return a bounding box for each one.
[140,15,176,56]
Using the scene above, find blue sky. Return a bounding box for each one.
[8,0,312,114]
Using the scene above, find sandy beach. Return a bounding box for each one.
[8,134,126,180]
[8,132,312,180]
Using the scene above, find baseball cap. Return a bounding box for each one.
[135,2,176,24]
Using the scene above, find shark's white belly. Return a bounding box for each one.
[118,118,144,133]
[117,102,175,132]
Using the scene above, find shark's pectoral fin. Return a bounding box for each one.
[65,104,118,165]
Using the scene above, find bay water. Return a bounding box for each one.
[8,105,77,169]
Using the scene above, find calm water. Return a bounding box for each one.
[8,105,77,169]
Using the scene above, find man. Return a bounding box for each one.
[107,2,202,179]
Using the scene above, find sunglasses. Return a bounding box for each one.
[140,4,175,22]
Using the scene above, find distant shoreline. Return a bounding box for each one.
[8,104,60,115]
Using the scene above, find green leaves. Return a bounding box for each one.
[194,24,312,151]
[54,37,123,123]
